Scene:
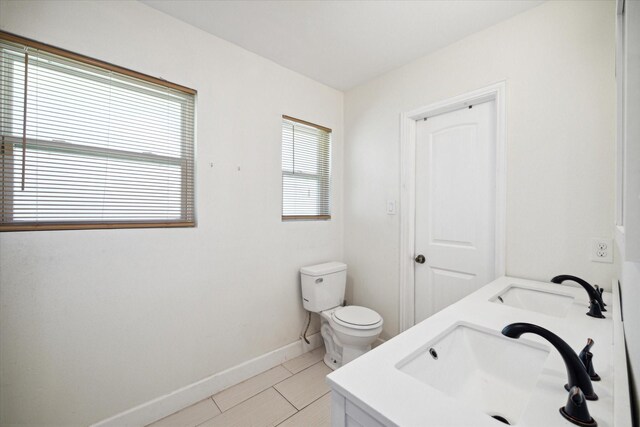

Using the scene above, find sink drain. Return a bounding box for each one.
[491,415,510,425]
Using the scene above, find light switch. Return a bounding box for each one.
[387,200,397,215]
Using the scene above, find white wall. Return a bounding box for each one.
[0,1,343,425]
[343,1,616,338]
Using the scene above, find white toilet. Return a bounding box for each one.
[300,262,383,370]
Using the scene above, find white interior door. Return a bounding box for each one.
[414,101,496,323]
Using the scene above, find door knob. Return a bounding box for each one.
[415,254,426,264]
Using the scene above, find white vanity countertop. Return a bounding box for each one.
[326,276,624,427]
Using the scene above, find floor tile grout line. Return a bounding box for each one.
[158,378,329,427]
[194,410,220,427]
[195,392,241,427]
[209,358,326,414]
[272,386,299,412]
[281,364,295,375]
[273,364,331,411]
[195,411,218,427]
[160,397,222,427]
[198,388,299,427]
[281,358,322,376]
[274,359,327,389]
[162,353,327,425]
[209,396,222,414]
[274,406,298,426]
[281,347,324,375]
[210,365,293,413]
[187,398,224,426]
[297,389,332,411]
[209,349,322,411]
[274,389,332,426]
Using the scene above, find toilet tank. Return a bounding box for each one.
[300,262,347,312]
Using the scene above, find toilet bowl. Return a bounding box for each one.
[300,262,383,370]
[320,306,383,370]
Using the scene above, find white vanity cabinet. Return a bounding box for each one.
[326,276,631,427]
[331,392,388,427]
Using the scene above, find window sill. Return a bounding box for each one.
[282,215,331,221]
[0,221,196,232]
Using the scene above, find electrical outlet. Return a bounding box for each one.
[591,238,613,263]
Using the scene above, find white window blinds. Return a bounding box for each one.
[0,32,196,231]
[282,115,331,220]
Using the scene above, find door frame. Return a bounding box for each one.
[398,81,507,332]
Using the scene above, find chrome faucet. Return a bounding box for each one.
[501,322,598,400]
[551,275,606,314]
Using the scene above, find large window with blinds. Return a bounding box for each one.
[0,32,196,231]
[281,115,331,220]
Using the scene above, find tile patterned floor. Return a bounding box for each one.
[148,346,331,427]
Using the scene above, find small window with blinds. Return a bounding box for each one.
[0,32,196,231]
[281,115,331,220]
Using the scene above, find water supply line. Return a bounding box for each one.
[301,311,311,344]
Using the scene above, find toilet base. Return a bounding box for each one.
[342,343,372,365]
[324,352,340,370]
[322,342,372,370]
[319,309,379,370]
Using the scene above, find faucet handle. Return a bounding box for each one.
[586,299,605,319]
[595,285,607,307]
[580,338,594,354]
[579,339,601,381]
[559,386,597,427]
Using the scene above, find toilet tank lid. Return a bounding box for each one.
[300,262,347,276]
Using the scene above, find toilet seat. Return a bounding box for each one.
[331,306,382,330]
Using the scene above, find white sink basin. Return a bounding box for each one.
[491,284,576,317]
[396,322,549,425]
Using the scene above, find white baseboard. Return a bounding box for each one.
[91,333,323,427]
